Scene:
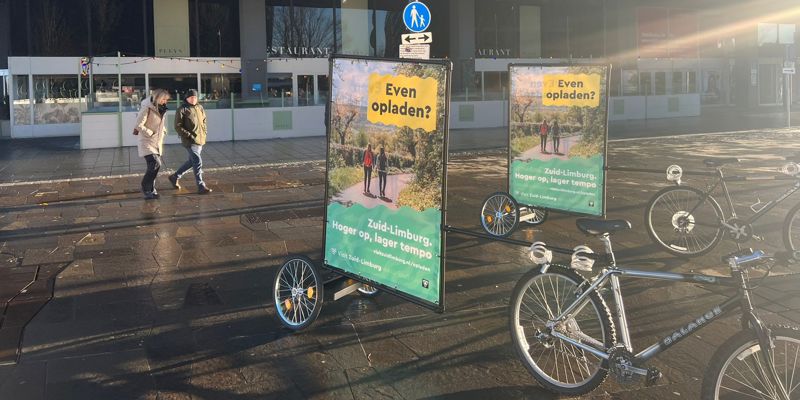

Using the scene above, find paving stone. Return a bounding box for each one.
[45,349,155,400]
[0,361,47,400]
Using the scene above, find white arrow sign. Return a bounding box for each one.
[402,32,433,44]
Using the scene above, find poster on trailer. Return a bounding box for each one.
[508,64,610,217]
[323,56,451,310]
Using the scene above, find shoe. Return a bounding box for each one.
[198,185,213,195]
[168,174,181,189]
[144,192,158,200]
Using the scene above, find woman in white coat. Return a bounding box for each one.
[135,89,169,199]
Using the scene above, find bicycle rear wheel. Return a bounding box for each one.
[509,265,615,396]
[480,191,519,238]
[703,326,800,399]
[645,186,725,257]
[784,202,800,252]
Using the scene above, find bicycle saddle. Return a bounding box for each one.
[576,218,632,236]
[703,157,740,168]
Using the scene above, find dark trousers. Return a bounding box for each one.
[363,166,373,192]
[540,134,548,152]
[142,154,162,194]
[378,172,388,195]
[552,136,560,153]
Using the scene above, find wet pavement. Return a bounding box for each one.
[0,128,798,399]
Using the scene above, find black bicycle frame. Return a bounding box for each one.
[686,168,800,226]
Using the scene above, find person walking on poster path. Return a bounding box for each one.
[539,119,550,153]
[551,120,561,154]
[170,89,213,195]
[135,89,170,200]
[377,146,389,198]
[362,144,375,195]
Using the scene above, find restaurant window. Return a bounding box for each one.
[475,1,519,58]
[266,0,337,58]
[622,70,639,96]
[672,71,687,94]
[33,75,81,124]
[267,73,293,107]
[318,75,330,105]
[640,72,653,95]
[298,75,315,106]
[13,75,31,125]
[654,71,666,95]
[149,74,198,103]
[200,74,241,108]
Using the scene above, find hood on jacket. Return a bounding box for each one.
[141,97,156,111]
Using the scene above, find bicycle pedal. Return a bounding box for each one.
[645,367,662,387]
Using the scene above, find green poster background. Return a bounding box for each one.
[508,65,609,216]
[324,57,449,308]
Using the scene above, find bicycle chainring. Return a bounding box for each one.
[608,347,638,385]
[724,218,754,243]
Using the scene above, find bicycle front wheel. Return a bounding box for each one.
[645,186,725,257]
[509,264,615,396]
[783,202,800,252]
[703,326,800,399]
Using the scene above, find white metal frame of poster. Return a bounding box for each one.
[507,64,610,217]
[323,55,452,311]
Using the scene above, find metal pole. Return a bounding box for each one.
[117,51,123,147]
[788,73,793,128]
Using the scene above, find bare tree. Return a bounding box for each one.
[273,6,334,53]
[332,101,359,145]
[91,0,122,54]
[35,0,69,56]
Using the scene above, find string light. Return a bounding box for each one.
[90,56,240,69]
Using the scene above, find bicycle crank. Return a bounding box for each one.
[721,218,755,243]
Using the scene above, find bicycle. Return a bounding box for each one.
[509,218,800,398]
[645,158,800,257]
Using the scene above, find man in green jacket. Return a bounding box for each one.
[169,89,212,194]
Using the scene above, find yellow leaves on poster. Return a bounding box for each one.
[367,73,438,132]
[542,74,601,107]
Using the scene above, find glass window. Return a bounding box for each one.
[622,70,639,96]
[120,75,146,112]
[13,75,30,125]
[30,0,88,56]
[32,75,81,125]
[297,75,315,106]
[672,71,687,94]
[688,71,697,93]
[200,74,241,109]
[484,71,508,100]
[317,75,330,106]
[149,74,198,104]
[91,0,148,56]
[703,70,723,104]
[640,72,653,96]
[654,72,666,95]
[267,0,337,58]
[90,74,119,112]
[1,75,9,120]
[267,73,293,107]
[191,0,241,57]
[368,0,404,57]
[475,1,518,58]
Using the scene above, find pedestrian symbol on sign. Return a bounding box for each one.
[403,1,431,33]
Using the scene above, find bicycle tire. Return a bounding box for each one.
[702,325,800,399]
[509,264,615,396]
[645,186,725,257]
[357,284,380,298]
[480,191,519,238]
[783,202,800,252]
[273,255,323,331]
[521,206,549,226]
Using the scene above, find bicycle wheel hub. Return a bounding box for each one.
[672,211,695,233]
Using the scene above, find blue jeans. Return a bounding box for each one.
[175,145,205,187]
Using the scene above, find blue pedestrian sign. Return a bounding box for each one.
[403,1,431,33]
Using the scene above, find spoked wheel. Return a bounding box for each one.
[480,191,520,238]
[703,326,800,399]
[520,206,549,226]
[357,284,380,298]
[645,186,725,257]
[509,265,615,396]
[784,203,800,252]
[273,256,323,331]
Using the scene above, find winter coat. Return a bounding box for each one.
[175,102,207,147]
[135,98,167,157]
